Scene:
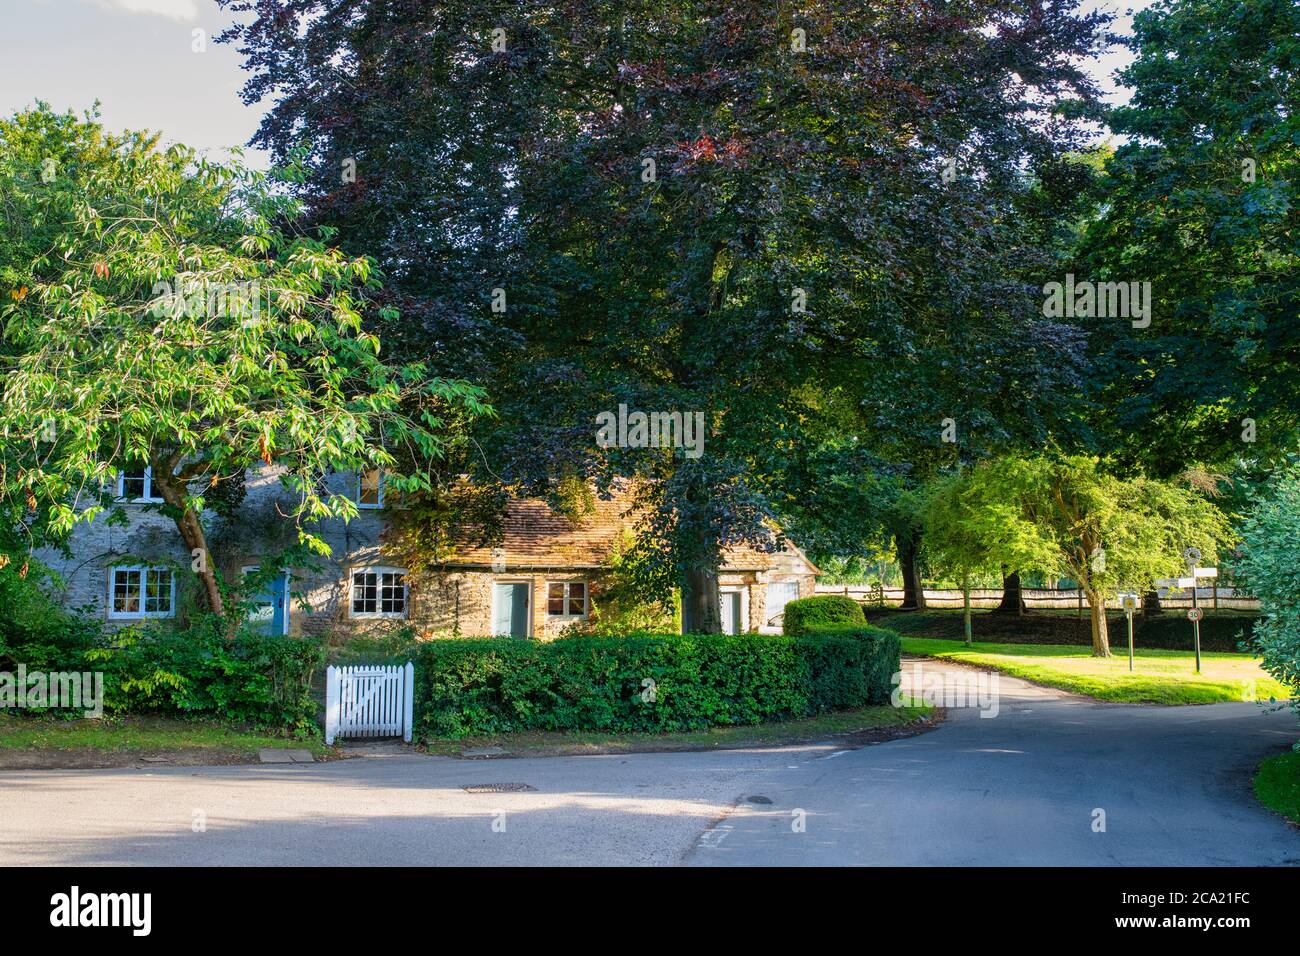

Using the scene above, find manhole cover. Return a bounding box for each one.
[746,795,773,805]
[462,783,537,793]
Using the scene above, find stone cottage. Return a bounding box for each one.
[36,466,819,639]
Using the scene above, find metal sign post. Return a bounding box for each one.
[1157,551,1218,676]
[1174,549,1216,675]
[1120,592,1139,671]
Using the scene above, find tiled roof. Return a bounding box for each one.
[446,484,817,574]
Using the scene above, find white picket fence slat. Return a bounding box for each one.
[325,662,414,745]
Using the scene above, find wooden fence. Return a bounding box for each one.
[815,584,1259,612]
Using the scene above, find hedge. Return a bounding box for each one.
[801,623,901,704]
[782,594,865,634]
[82,621,324,734]
[410,629,901,740]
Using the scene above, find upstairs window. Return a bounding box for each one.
[547,582,587,618]
[357,468,384,509]
[117,463,164,503]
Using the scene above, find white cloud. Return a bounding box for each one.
[84,0,199,21]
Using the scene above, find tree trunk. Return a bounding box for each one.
[1141,589,1163,616]
[994,570,1027,615]
[683,567,721,634]
[1087,589,1111,657]
[151,463,225,618]
[896,529,926,610]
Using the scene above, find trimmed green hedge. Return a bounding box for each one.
[802,623,901,703]
[410,629,901,740]
[782,595,865,634]
[83,622,324,734]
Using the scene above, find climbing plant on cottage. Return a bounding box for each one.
[0,106,490,621]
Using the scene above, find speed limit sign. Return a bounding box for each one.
[1187,607,1204,622]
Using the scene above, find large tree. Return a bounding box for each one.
[1077,0,1300,477]
[954,454,1232,655]
[0,106,487,620]
[218,0,1112,630]
[924,467,1059,643]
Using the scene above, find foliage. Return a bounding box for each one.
[1233,467,1300,719]
[0,105,489,618]
[923,469,1059,583]
[409,629,898,739]
[83,621,324,734]
[583,532,679,636]
[217,0,1111,629]
[799,623,902,706]
[0,556,104,672]
[781,595,864,635]
[1077,0,1300,474]
[935,454,1233,654]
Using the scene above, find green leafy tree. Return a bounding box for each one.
[1078,0,1300,475]
[924,468,1059,644]
[1234,466,1300,718]
[0,106,489,620]
[931,454,1231,655]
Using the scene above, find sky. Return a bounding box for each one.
[3,0,1153,170]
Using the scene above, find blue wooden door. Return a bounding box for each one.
[269,573,288,635]
[246,569,289,635]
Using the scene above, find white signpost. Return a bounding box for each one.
[1156,548,1216,674]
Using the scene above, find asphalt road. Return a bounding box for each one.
[1,661,1296,866]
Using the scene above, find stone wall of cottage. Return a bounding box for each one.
[401,569,609,639]
[36,466,818,640]
[34,466,389,635]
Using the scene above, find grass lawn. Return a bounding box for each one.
[1255,751,1300,824]
[898,636,1288,705]
[421,704,933,757]
[0,714,327,768]
[870,607,1257,653]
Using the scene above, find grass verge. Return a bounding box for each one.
[898,636,1287,705]
[421,704,934,757]
[1255,751,1300,824]
[0,714,327,769]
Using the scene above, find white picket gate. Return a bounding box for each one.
[325,663,414,745]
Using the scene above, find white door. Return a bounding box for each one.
[720,591,742,635]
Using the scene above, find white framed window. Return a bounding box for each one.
[350,567,407,618]
[116,463,164,503]
[546,581,588,618]
[357,468,384,509]
[108,566,176,619]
